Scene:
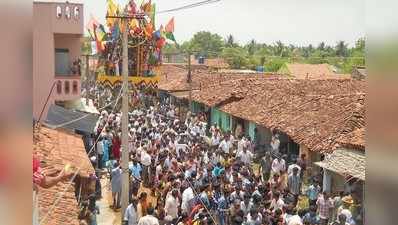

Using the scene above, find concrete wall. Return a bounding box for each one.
[52,3,84,35]
[34,3,55,119]
[33,2,83,120]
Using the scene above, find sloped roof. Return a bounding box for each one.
[159,64,281,93]
[315,149,365,180]
[193,78,365,152]
[190,57,230,69]
[45,104,99,134]
[283,63,352,79]
[33,126,94,225]
[337,128,365,150]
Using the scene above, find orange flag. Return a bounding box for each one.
[165,17,174,33]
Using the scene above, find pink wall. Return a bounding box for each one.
[33,2,83,120]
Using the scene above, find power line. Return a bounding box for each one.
[39,83,125,224]
[156,0,221,14]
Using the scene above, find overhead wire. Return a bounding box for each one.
[156,0,221,14]
[39,83,125,224]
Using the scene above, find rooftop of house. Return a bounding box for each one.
[282,63,352,79]
[192,78,365,152]
[33,125,94,225]
[159,64,282,93]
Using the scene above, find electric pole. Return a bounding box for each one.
[82,54,91,106]
[106,13,145,222]
[120,18,129,219]
[188,51,192,111]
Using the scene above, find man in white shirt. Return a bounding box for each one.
[237,147,253,165]
[96,138,104,169]
[271,156,286,175]
[138,207,159,225]
[287,159,302,177]
[270,191,285,212]
[219,135,232,155]
[270,134,280,153]
[237,136,247,154]
[140,150,151,187]
[181,185,195,214]
[123,199,138,225]
[165,189,179,221]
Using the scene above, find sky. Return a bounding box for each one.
[83,0,365,47]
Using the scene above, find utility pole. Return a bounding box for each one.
[83,54,90,106]
[187,51,192,111]
[121,18,130,221]
[106,13,145,222]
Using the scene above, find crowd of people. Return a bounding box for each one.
[86,96,361,225]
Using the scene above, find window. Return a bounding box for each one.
[56,6,62,18]
[64,81,70,94]
[65,6,71,19]
[55,48,70,75]
[74,6,80,19]
[56,81,62,94]
[72,81,78,94]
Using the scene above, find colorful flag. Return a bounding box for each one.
[112,23,120,41]
[141,0,152,13]
[165,17,174,33]
[86,14,100,38]
[96,24,107,41]
[144,23,154,38]
[153,29,161,39]
[165,32,176,42]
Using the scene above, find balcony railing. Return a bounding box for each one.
[54,75,81,98]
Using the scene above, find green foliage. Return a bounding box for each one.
[176,31,365,73]
[185,31,224,57]
[221,47,248,69]
[264,57,289,72]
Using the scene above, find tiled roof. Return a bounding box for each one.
[34,126,95,225]
[315,149,365,180]
[159,64,282,93]
[191,57,230,69]
[193,78,365,152]
[336,128,365,150]
[283,63,352,79]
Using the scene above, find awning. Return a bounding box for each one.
[170,90,190,99]
[315,149,365,181]
[44,104,99,134]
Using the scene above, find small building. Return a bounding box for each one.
[351,66,367,80]
[34,125,95,225]
[34,1,84,120]
[192,77,365,165]
[278,63,352,79]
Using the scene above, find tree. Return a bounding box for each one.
[335,41,348,57]
[226,34,237,48]
[274,41,285,56]
[221,47,248,69]
[317,42,326,51]
[247,39,256,55]
[187,31,225,57]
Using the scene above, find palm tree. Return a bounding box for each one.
[318,42,326,51]
[274,40,284,57]
[335,41,348,57]
[226,34,236,47]
[247,39,256,55]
